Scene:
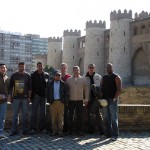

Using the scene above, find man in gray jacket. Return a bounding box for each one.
[85,64,104,135]
[67,66,89,135]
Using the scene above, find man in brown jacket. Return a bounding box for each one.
[0,63,9,138]
[67,66,89,135]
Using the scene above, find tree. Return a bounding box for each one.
[44,65,56,81]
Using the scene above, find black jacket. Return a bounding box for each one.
[31,70,49,98]
[47,80,69,104]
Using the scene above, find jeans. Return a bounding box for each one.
[68,100,83,132]
[11,99,29,132]
[0,102,7,134]
[30,95,46,130]
[102,99,119,138]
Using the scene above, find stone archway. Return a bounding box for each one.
[131,48,150,85]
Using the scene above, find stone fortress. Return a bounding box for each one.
[47,9,150,85]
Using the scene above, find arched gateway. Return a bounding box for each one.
[131,48,150,85]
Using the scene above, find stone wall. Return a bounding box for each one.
[119,104,150,131]
[5,103,150,131]
[119,86,150,104]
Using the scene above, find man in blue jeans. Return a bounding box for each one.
[101,63,122,141]
[0,63,10,138]
[9,62,32,136]
[30,62,49,134]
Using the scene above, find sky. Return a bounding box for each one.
[0,0,149,38]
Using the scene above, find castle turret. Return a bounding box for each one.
[109,9,132,84]
[62,29,81,73]
[47,37,62,69]
[84,20,106,75]
[134,11,150,20]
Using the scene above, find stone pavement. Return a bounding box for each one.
[0,131,150,150]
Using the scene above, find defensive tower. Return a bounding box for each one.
[62,29,81,73]
[47,37,62,69]
[109,9,132,84]
[84,20,106,75]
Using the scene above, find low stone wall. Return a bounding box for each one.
[5,103,150,131]
[119,104,150,131]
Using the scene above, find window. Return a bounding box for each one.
[107,35,109,41]
[134,27,138,35]
[124,47,125,52]
[73,56,74,59]
[141,25,146,34]
[97,38,99,42]
[124,31,125,36]
[85,38,87,43]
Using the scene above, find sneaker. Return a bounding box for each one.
[9,132,17,136]
[111,137,118,141]
[0,134,6,138]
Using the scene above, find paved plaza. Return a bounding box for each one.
[0,131,150,150]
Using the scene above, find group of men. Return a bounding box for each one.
[0,61,122,141]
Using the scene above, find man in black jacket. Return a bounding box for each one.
[30,62,49,134]
[47,70,69,136]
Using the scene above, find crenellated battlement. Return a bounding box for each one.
[63,29,81,36]
[110,9,132,20]
[86,20,106,29]
[48,37,62,42]
[134,11,150,20]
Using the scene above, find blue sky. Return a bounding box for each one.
[0,0,149,37]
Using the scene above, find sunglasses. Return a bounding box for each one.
[55,74,61,76]
[89,67,94,69]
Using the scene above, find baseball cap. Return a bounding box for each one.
[54,70,61,76]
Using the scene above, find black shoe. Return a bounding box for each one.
[58,133,64,137]
[100,131,105,136]
[22,131,30,135]
[87,130,95,134]
[9,132,17,136]
[30,129,36,134]
[65,131,72,135]
[75,131,84,136]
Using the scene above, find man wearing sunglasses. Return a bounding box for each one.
[84,64,105,135]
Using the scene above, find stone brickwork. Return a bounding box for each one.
[119,104,150,131]
[47,9,150,85]
[47,37,62,69]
